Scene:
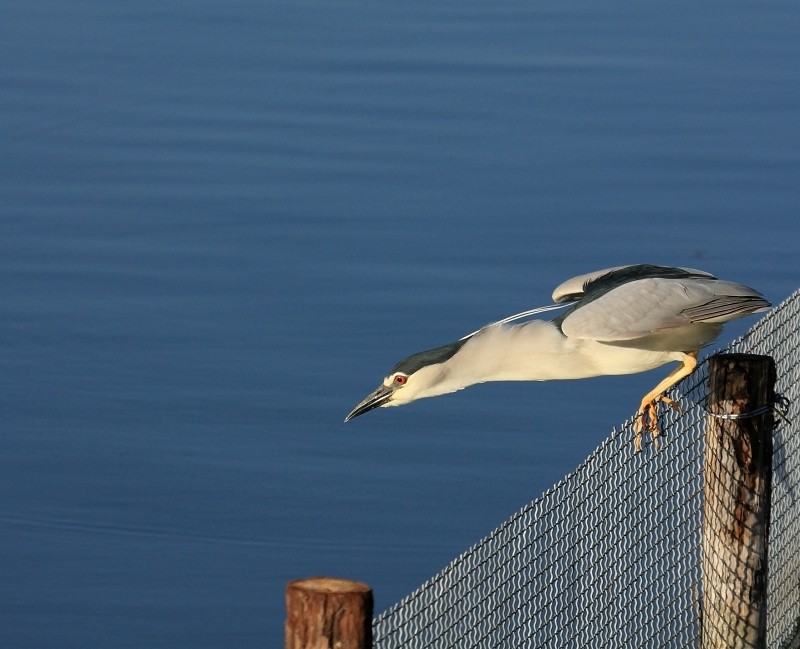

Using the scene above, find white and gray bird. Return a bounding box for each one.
[345,264,770,449]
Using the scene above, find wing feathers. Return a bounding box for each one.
[560,275,769,344]
[680,295,770,322]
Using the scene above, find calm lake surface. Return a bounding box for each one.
[2,1,799,646]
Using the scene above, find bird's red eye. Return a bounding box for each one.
[395,375,407,385]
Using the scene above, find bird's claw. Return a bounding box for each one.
[633,396,681,452]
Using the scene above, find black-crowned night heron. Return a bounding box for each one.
[345,264,770,449]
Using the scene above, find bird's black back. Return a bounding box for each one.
[551,264,715,329]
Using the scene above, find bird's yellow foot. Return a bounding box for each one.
[633,396,681,451]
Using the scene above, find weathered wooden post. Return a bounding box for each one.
[701,353,775,649]
[285,577,373,649]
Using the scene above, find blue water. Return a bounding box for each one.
[2,1,799,646]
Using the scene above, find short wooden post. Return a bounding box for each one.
[285,577,373,649]
[701,354,775,649]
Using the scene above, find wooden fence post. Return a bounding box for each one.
[701,353,775,649]
[285,577,373,649]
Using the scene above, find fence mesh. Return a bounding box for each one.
[373,288,800,649]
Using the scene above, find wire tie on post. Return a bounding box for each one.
[703,392,792,424]
[774,393,792,424]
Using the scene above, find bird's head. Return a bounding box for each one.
[344,338,469,422]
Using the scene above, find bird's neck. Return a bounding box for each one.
[439,320,575,390]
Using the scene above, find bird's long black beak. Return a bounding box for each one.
[345,384,393,422]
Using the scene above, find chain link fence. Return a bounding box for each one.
[373,289,800,648]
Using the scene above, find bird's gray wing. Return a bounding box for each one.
[560,277,766,342]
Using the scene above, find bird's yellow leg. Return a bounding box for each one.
[633,351,698,451]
